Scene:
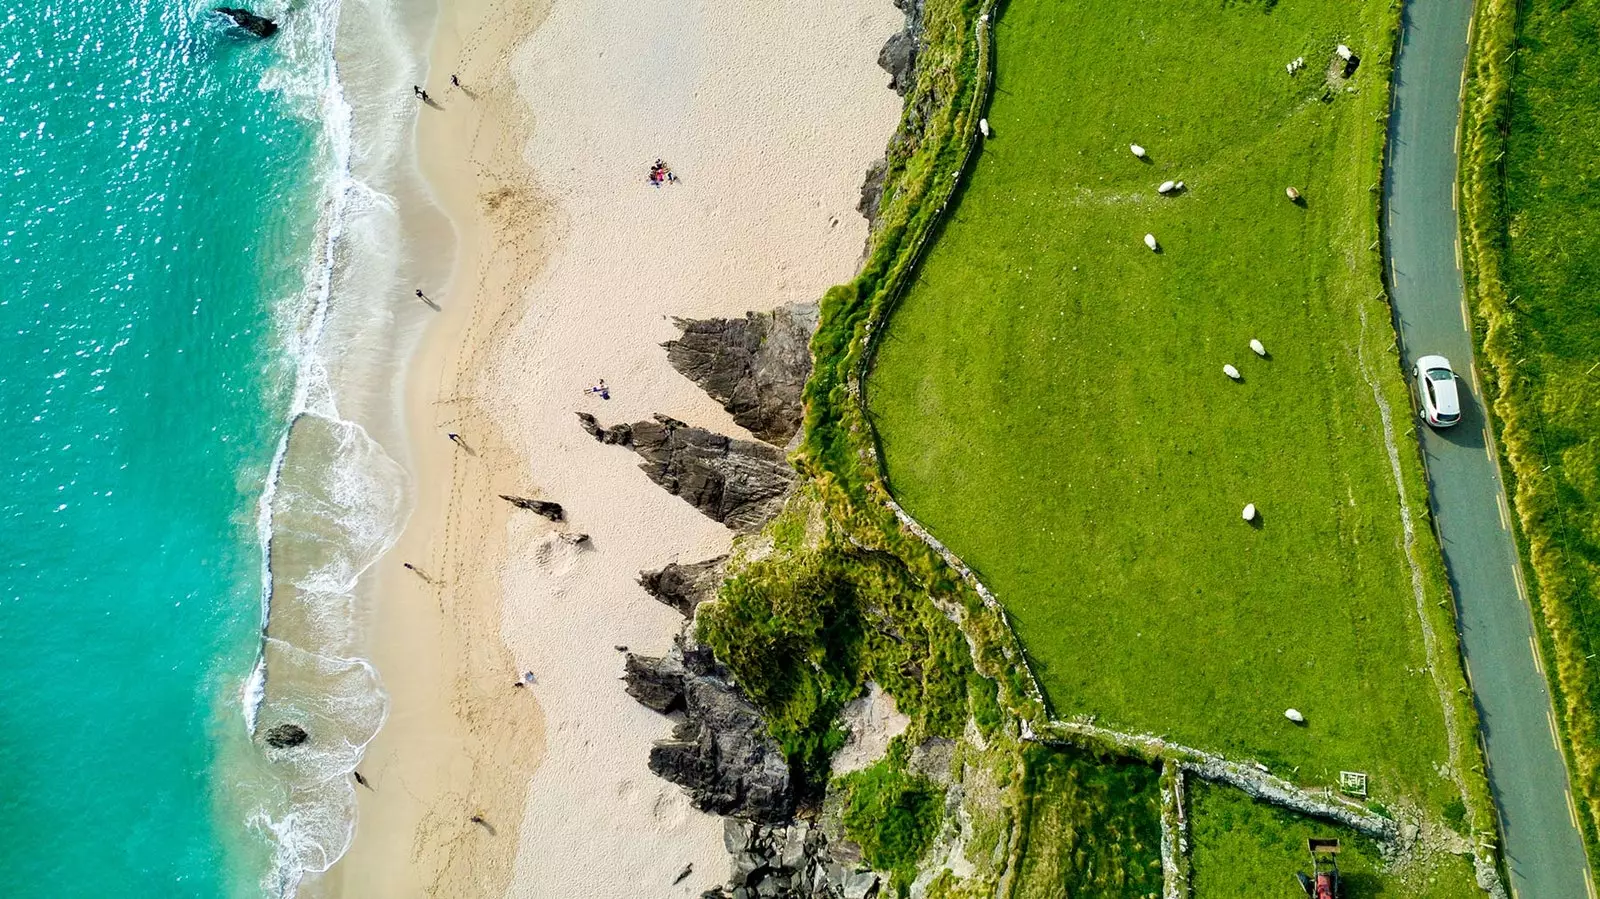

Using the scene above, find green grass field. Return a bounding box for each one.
[1008,747,1164,899]
[867,0,1461,808]
[1189,785,1480,899]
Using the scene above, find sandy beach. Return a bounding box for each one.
[325,0,903,894]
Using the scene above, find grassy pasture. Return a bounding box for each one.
[1188,785,1480,898]
[1008,747,1164,899]
[867,0,1461,808]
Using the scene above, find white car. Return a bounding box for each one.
[1415,355,1462,427]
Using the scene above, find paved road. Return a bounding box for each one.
[1385,2,1594,896]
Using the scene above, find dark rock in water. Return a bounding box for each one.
[858,158,889,227]
[635,645,794,822]
[640,556,728,618]
[577,413,796,531]
[215,7,279,37]
[264,723,308,748]
[662,304,818,446]
[623,652,687,714]
[498,494,564,521]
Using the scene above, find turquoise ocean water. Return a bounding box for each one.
[0,0,418,894]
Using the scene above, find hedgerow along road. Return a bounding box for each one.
[1385,2,1594,897]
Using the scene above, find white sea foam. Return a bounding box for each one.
[231,0,424,891]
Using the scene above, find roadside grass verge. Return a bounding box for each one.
[1459,0,1600,868]
[867,0,1464,813]
[1189,783,1480,899]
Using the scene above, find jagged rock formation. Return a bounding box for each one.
[263,723,307,748]
[858,159,889,225]
[576,413,796,530]
[640,556,728,618]
[214,7,279,37]
[699,820,881,899]
[877,0,925,95]
[663,304,818,446]
[624,644,794,822]
[499,494,564,521]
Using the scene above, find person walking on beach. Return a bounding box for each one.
[451,74,460,88]
[353,770,372,790]
[413,85,431,103]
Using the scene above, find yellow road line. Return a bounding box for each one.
[1456,235,1464,271]
[1568,787,1582,832]
[1463,296,1473,331]
[1488,433,1497,464]
[1532,636,1546,677]
[1498,493,1511,531]
[1513,560,1529,604]
[1550,709,1564,750]
[1585,865,1597,899]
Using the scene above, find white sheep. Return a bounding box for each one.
[979,118,990,138]
[1223,363,1241,380]
[1286,186,1302,201]
[1337,44,1354,61]
[1285,708,1305,723]
[1144,233,1159,251]
[1243,503,1257,521]
[1130,143,1147,158]
[1250,338,1267,357]
[1158,180,1177,194]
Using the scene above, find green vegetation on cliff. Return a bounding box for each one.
[1459,0,1600,866]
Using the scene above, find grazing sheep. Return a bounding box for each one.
[1130,143,1147,158]
[1285,708,1305,723]
[1250,338,1267,357]
[1337,43,1354,61]
[1158,180,1177,194]
[1144,233,1159,251]
[979,118,990,138]
[1243,503,1258,521]
[1286,186,1302,202]
[1223,364,1241,380]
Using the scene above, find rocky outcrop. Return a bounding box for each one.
[663,304,818,446]
[576,413,797,530]
[701,820,881,899]
[623,652,688,714]
[626,644,794,822]
[877,0,926,95]
[858,159,889,226]
[263,723,307,748]
[640,556,728,618]
[214,7,279,37]
[499,494,564,521]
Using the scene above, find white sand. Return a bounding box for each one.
[486,0,905,894]
[331,0,904,895]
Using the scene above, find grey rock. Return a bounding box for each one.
[630,645,794,822]
[578,413,797,531]
[858,158,889,226]
[725,818,753,854]
[641,556,728,618]
[498,494,564,521]
[263,723,308,748]
[878,31,917,95]
[662,304,818,446]
[841,871,879,899]
[781,827,808,871]
[215,7,278,37]
[622,653,687,714]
